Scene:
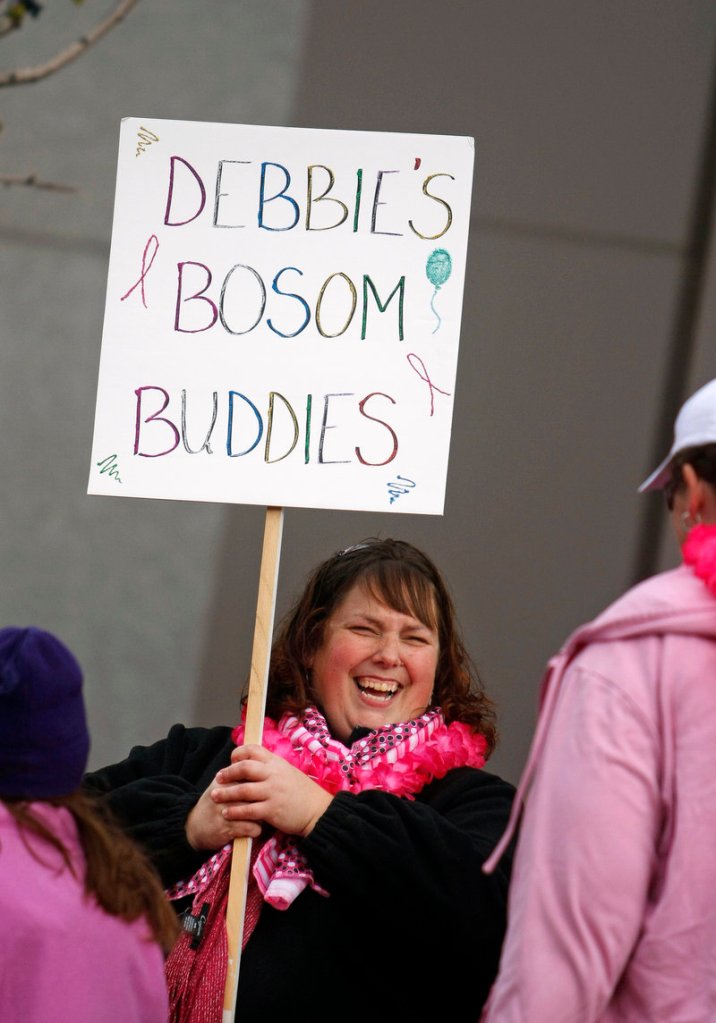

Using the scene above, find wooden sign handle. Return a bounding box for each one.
[222,506,284,1021]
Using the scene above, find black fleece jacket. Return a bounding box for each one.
[85,724,515,1022]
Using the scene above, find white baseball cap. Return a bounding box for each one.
[639,378,716,492]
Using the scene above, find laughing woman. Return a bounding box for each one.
[85,539,515,1022]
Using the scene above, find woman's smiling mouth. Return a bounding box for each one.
[355,677,400,701]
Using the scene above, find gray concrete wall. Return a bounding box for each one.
[0,0,310,762]
[2,0,716,783]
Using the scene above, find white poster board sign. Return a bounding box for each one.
[88,118,474,514]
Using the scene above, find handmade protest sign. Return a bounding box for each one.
[88,118,474,514]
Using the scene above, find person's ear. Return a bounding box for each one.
[682,463,712,521]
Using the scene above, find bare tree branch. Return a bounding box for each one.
[0,0,140,88]
[0,172,76,192]
[0,19,22,41]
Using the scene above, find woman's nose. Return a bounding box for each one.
[372,634,402,665]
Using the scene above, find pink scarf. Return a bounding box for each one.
[168,706,487,913]
[165,707,486,1022]
[232,705,488,909]
[235,703,486,912]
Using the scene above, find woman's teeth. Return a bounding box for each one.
[356,679,398,699]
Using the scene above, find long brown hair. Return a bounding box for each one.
[3,791,179,953]
[267,538,497,754]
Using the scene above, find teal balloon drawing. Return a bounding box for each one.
[426,248,452,288]
[426,248,452,333]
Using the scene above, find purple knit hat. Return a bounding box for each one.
[0,627,90,799]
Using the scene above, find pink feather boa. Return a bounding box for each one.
[683,523,716,595]
[233,712,487,799]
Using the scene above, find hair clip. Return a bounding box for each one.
[337,541,374,557]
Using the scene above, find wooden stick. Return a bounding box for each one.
[222,506,284,1022]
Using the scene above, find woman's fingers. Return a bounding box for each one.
[216,757,267,787]
[212,745,333,835]
[212,779,268,806]
[185,784,262,848]
[220,798,270,822]
[230,743,269,765]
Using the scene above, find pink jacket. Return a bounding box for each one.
[0,802,169,1022]
[482,564,716,1022]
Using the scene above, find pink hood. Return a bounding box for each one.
[484,563,716,873]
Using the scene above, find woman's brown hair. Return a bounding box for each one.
[3,790,179,954]
[266,538,497,755]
